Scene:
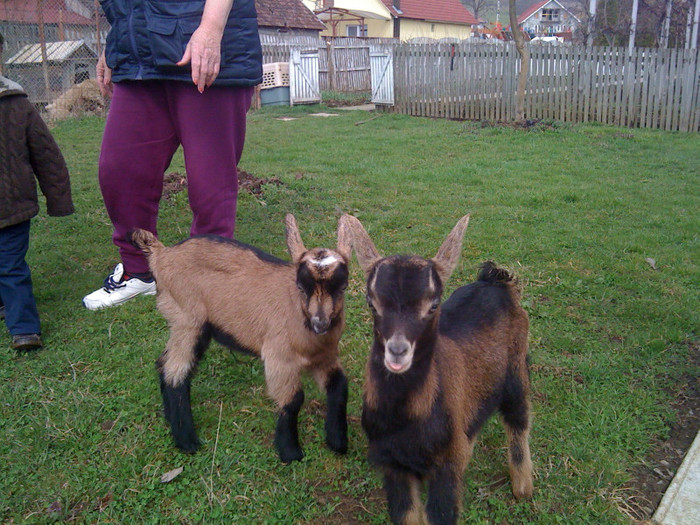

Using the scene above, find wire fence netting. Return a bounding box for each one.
[0,0,108,119]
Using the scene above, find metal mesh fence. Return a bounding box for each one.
[0,0,109,119]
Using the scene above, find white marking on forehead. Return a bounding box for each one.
[427,271,436,295]
[314,254,338,267]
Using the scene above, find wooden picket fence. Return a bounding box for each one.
[391,42,700,132]
[260,35,391,93]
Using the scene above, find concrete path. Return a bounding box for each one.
[653,430,700,525]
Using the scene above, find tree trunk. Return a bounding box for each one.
[587,0,598,48]
[659,0,673,49]
[509,0,529,122]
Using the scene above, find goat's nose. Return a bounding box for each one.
[387,339,410,357]
[311,316,330,334]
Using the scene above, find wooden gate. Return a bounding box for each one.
[370,45,394,105]
[289,47,321,105]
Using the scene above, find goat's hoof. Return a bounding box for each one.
[278,446,304,464]
[512,482,534,500]
[174,435,201,454]
[326,435,348,455]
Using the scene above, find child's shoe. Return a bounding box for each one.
[12,333,43,351]
[82,263,156,310]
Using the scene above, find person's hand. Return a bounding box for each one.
[96,51,113,98]
[177,25,223,93]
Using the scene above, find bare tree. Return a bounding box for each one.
[509,0,529,122]
[460,0,497,20]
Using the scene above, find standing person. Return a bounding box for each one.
[83,0,262,310]
[0,75,74,351]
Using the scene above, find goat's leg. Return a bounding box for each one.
[505,424,533,499]
[265,356,305,463]
[424,433,474,525]
[314,366,348,454]
[158,325,211,453]
[384,470,425,525]
[425,462,463,525]
[501,362,534,499]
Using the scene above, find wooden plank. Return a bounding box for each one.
[691,49,700,131]
[571,46,580,122]
[671,49,684,131]
[657,48,670,130]
[601,47,612,125]
[639,48,652,129]
[678,49,692,132]
[665,48,679,130]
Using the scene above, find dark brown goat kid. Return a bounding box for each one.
[129,214,351,463]
[340,214,533,525]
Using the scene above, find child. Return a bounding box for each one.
[0,75,74,351]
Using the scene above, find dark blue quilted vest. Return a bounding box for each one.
[100,0,262,86]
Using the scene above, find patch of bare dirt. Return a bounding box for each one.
[624,340,700,522]
[161,170,284,201]
[238,170,283,196]
[162,172,187,201]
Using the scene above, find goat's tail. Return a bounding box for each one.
[478,261,515,284]
[127,228,164,260]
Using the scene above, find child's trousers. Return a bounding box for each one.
[0,220,41,336]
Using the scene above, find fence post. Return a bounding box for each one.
[326,39,335,92]
[37,0,52,103]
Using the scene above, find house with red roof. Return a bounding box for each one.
[305,0,480,40]
[257,0,326,37]
[516,0,580,40]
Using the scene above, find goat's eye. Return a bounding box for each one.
[428,302,439,314]
[366,297,377,313]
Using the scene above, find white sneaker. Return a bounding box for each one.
[82,263,156,310]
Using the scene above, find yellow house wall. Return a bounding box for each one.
[399,19,472,40]
[320,18,472,40]
[320,18,393,38]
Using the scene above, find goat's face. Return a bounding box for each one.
[295,248,349,335]
[366,256,442,374]
[338,213,471,373]
[284,214,351,335]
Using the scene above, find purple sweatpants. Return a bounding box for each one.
[99,80,253,274]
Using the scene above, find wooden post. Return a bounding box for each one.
[37,0,52,103]
[327,39,336,92]
[94,0,102,57]
[509,0,529,122]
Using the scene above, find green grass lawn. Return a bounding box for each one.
[1,107,698,524]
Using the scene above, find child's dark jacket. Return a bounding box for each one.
[0,76,74,229]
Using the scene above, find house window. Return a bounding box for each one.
[540,9,561,22]
[431,23,435,32]
[346,24,367,37]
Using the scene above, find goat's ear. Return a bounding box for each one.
[339,214,381,276]
[432,214,470,285]
[335,216,352,263]
[285,213,307,261]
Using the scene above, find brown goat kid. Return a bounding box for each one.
[129,214,351,463]
[340,214,533,525]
